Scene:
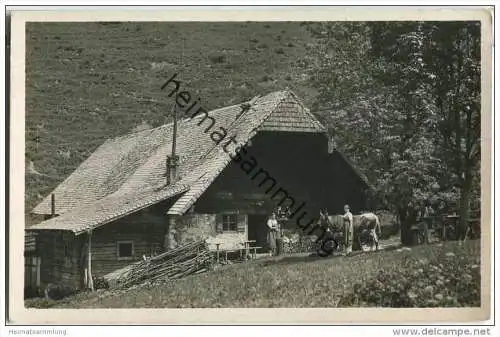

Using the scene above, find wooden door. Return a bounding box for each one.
[247,214,267,253]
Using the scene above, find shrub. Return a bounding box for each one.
[44,283,78,300]
[282,234,318,254]
[275,48,285,55]
[99,22,123,26]
[25,297,58,309]
[338,251,480,307]
[24,286,42,299]
[208,53,226,64]
[93,276,110,290]
[260,74,272,82]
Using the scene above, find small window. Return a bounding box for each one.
[117,241,134,260]
[222,214,238,232]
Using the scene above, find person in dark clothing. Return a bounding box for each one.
[406,200,419,245]
[317,209,337,257]
[418,200,434,244]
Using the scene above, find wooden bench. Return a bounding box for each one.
[213,244,239,263]
[214,243,222,263]
[215,244,263,263]
[223,249,240,262]
[248,246,262,259]
[239,240,256,260]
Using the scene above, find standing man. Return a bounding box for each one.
[343,204,354,256]
[421,200,434,244]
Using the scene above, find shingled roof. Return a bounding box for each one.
[29,90,336,234]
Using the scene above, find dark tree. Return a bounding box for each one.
[306,21,481,244]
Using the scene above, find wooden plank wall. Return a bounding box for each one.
[24,231,37,253]
[37,231,82,289]
[35,204,168,287]
[89,214,165,277]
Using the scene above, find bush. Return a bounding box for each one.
[25,297,58,309]
[338,251,480,307]
[93,276,110,290]
[99,22,123,26]
[24,287,42,299]
[208,53,226,64]
[44,283,78,300]
[260,74,273,82]
[282,234,318,254]
[275,48,285,55]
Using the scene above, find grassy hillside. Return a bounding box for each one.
[25,22,319,217]
[26,240,480,308]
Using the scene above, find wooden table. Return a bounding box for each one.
[465,217,480,240]
[240,240,256,260]
[443,214,459,241]
[214,243,223,263]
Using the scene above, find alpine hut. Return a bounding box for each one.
[26,90,373,290]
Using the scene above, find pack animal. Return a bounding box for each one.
[358,212,382,251]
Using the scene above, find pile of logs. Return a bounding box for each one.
[116,240,213,289]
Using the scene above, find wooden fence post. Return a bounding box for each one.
[88,230,94,291]
[36,257,41,288]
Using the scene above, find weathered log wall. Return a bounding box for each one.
[89,210,165,277]
[37,231,81,290]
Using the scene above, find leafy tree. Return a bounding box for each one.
[370,21,481,239]
[306,21,480,244]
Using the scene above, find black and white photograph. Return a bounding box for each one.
[7,6,493,325]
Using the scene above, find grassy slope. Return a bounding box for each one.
[25,22,317,218]
[39,240,479,308]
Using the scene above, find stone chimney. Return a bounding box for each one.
[166,154,179,185]
[167,103,180,185]
[51,193,56,217]
[328,136,336,154]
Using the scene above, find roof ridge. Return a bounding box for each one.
[31,90,293,217]
[167,91,292,215]
[29,182,191,234]
[108,91,290,143]
[191,91,288,166]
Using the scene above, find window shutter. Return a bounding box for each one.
[236,214,246,232]
[215,214,223,234]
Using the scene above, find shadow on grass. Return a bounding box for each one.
[255,242,404,268]
[255,251,352,268]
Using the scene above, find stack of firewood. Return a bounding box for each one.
[117,240,213,288]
